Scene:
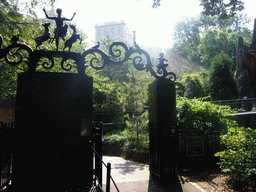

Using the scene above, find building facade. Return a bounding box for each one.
[95,21,133,46]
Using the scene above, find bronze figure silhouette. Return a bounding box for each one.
[43,8,76,50]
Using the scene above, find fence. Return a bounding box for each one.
[209,98,256,112]
[90,121,120,192]
[0,122,14,191]
[179,128,220,170]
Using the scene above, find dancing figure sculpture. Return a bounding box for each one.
[43,8,76,50]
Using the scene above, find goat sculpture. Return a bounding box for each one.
[35,23,53,49]
[63,24,82,51]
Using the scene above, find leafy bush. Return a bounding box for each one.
[179,71,210,98]
[104,96,238,152]
[103,129,149,150]
[103,129,129,146]
[177,96,237,134]
[215,127,256,188]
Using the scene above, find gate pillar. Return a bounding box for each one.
[148,78,179,185]
[13,72,93,191]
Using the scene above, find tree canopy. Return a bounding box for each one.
[170,14,251,68]
[200,0,244,20]
[153,0,244,19]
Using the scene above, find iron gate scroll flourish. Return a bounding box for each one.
[0,34,176,81]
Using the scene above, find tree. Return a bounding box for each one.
[207,52,239,100]
[170,14,251,67]
[117,67,152,149]
[200,0,244,20]
[171,16,201,63]
[153,0,244,19]
[1,0,57,30]
[198,28,251,68]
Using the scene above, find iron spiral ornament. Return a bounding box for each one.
[0,32,176,81]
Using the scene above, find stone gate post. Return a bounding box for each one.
[148,78,179,185]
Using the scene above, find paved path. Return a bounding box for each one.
[101,156,204,192]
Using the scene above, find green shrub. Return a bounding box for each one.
[177,96,237,134]
[104,97,238,152]
[103,129,128,146]
[215,127,256,187]
[103,128,149,150]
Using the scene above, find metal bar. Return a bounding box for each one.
[95,122,103,186]
[106,163,111,192]
[91,122,120,192]
[110,175,120,192]
[90,145,107,168]
[90,142,120,192]
[97,183,104,192]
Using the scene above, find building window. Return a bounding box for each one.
[105,28,108,33]
[98,29,101,34]
[111,28,114,33]
[118,27,121,33]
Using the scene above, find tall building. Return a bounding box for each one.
[95,21,133,46]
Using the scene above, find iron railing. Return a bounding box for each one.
[91,122,120,192]
[208,98,256,112]
[0,122,14,191]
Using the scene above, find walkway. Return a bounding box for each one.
[102,156,204,192]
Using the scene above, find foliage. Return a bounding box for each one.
[0,0,24,32]
[215,127,256,189]
[103,129,149,150]
[103,129,129,146]
[177,96,237,135]
[200,0,244,20]
[92,70,124,123]
[170,14,252,68]
[1,0,57,30]
[18,0,57,18]
[154,0,244,19]
[171,16,201,63]
[116,67,152,148]
[198,28,251,68]
[207,52,239,100]
[100,59,153,151]
[152,0,160,8]
[179,70,210,98]
[104,96,238,151]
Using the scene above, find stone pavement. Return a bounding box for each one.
[102,156,204,192]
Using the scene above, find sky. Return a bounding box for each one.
[35,0,256,51]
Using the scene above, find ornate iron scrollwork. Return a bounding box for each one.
[0,35,33,67]
[0,34,176,81]
[82,42,176,81]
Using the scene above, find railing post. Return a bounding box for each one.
[106,163,111,192]
[95,122,103,186]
